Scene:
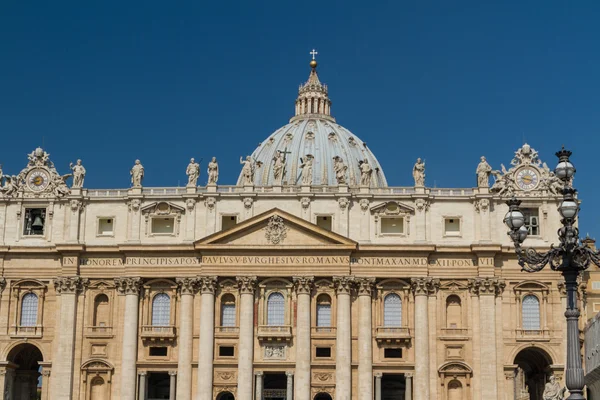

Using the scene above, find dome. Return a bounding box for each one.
[237,58,388,187]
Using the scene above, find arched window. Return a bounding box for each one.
[221,294,236,327]
[93,294,110,327]
[445,295,462,329]
[384,293,402,327]
[20,293,38,327]
[267,292,285,326]
[151,293,171,326]
[316,294,332,327]
[522,295,541,330]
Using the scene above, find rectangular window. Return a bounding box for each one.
[219,346,235,357]
[381,217,404,235]
[23,208,46,236]
[151,218,175,234]
[522,208,540,236]
[444,218,461,236]
[316,304,331,327]
[316,216,332,231]
[384,348,402,359]
[221,304,236,327]
[221,215,237,231]
[97,218,114,236]
[315,347,332,358]
[149,347,168,357]
[592,282,600,290]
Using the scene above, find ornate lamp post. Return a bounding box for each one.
[504,147,600,399]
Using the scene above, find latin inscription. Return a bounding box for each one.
[202,256,350,265]
[81,257,201,266]
[350,257,427,266]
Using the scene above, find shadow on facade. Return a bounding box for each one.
[514,347,553,400]
[5,343,44,400]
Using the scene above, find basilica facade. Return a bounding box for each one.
[0,58,596,400]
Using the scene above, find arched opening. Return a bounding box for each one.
[267,292,285,326]
[383,293,402,327]
[316,294,332,329]
[217,391,235,400]
[514,347,553,400]
[314,393,332,400]
[6,343,44,400]
[447,379,463,400]
[93,293,110,327]
[522,295,541,331]
[220,294,236,327]
[20,293,39,327]
[151,293,171,326]
[90,376,106,400]
[445,295,462,328]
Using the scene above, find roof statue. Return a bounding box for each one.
[490,143,567,197]
[236,52,388,187]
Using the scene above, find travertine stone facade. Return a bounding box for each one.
[0,59,596,400]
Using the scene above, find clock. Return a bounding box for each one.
[26,169,50,192]
[515,167,539,191]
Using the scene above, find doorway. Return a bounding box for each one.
[263,373,287,400]
[147,372,170,400]
[6,343,44,400]
[382,374,406,400]
[514,347,553,400]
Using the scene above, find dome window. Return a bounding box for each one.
[305,131,315,140]
[348,137,357,147]
[328,132,337,142]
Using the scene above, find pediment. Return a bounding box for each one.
[195,208,357,249]
[370,201,414,215]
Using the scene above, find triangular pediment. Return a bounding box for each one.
[195,208,357,249]
[370,201,414,215]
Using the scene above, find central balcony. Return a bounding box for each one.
[10,325,43,339]
[375,326,411,345]
[311,326,337,338]
[140,325,176,343]
[257,325,292,342]
[84,326,114,338]
[515,328,550,342]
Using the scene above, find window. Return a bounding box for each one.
[20,293,38,327]
[384,293,402,327]
[149,347,168,357]
[445,295,462,329]
[315,347,331,358]
[97,218,114,236]
[221,215,237,231]
[267,292,285,326]
[24,208,46,236]
[93,294,110,327]
[219,346,235,357]
[444,218,461,236]
[384,348,402,359]
[381,217,404,235]
[522,295,541,330]
[522,208,540,236]
[316,294,332,327]
[592,281,600,290]
[151,218,175,234]
[151,293,170,326]
[221,294,236,327]
[316,216,332,231]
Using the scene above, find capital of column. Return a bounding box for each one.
[176,277,200,295]
[504,371,515,380]
[410,277,440,296]
[169,371,177,376]
[0,277,6,294]
[114,277,142,295]
[255,371,264,377]
[286,371,294,377]
[236,276,257,294]
[198,276,218,294]
[138,371,147,377]
[557,281,567,296]
[54,276,88,294]
[333,276,355,295]
[468,277,505,297]
[355,277,375,296]
[293,276,314,294]
[375,373,383,379]
[405,372,413,379]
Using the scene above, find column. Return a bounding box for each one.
[410,277,439,400]
[138,372,147,400]
[115,277,143,400]
[286,371,294,400]
[405,373,413,400]
[50,276,85,400]
[504,369,515,400]
[428,289,438,400]
[176,278,199,400]
[356,278,375,400]
[197,276,217,400]
[469,286,481,399]
[255,372,264,400]
[236,276,257,400]
[496,286,506,399]
[293,276,314,400]
[333,276,354,400]
[374,373,382,400]
[169,372,177,400]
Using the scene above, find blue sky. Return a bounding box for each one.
[1,1,599,235]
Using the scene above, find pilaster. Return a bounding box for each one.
[175,277,199,400]
[197,276,218,400]
[236,276,257,400]
[293,276,313,400]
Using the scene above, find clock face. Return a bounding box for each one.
[516,167,539,191]
[27,169,50,191]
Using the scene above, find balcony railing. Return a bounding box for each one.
[215,326,240,337]
[85,326,114,338]
[375,326,411,344]
[515,328,550,341]
[11,325,43,338]
[440,328,469,337]
[140,325,176,342]
[311,326,337,336]
[257,325,292,342]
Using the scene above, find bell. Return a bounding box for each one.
[32,216,44,229]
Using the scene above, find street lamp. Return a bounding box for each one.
[504,147,600,400]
